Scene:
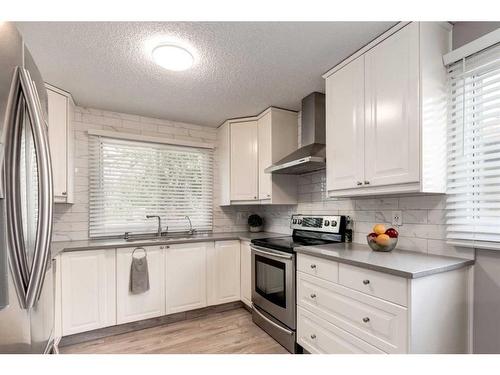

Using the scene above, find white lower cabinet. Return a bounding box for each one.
[240,241,252,307]
[116,246,166,324]
[60,250,116,336]
[208,241,241,305]
[297,253,471,354]
[298,307,384,354]
[58,240,244,337]
[165,243,207,314]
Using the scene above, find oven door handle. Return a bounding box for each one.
[250,245,293,260]
[253,305,294,336]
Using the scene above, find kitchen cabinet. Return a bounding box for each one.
[217,107,298,205]
[230,120,259,201]
[207,241,241,305]
[46,83,74,203]
[116,245,165,324]
[324,22,451,197]
[60,250,116,336]
[325,55,365,191]
[257,108,298,203]
[240,241,252,307]
[165,242,207,314]
[296,253,471,353]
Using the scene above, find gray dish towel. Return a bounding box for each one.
[130,248,150,294]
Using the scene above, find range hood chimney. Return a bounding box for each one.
[265,92,326,175]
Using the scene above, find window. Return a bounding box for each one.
[446,42,500,248]
[89,136,213,238]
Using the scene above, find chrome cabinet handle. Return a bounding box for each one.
[364,181,370,185]
[363,317,370,323]
[310,293,316,299]
[310,334,317,339]
[363,279,370,285]
[61,191,67,195]
[356,181,363,186]
[310,264,317,269]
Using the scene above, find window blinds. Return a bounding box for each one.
[89,136,213,238]
[446,42,500,248]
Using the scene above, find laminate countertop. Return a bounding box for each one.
[295,242,475,279]
[51,231,287,258]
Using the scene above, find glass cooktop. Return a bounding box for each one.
[251,236,337,254]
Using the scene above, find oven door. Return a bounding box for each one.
[251,244,295,329]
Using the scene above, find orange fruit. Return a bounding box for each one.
[375,233,391,246]
[373,224,386,235]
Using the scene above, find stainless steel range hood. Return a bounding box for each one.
[265,92,326,175]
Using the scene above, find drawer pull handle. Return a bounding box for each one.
[310,334,317,339]
[362,279,370,285]
[310,293,316,299]
[362,317,370,323]
[310,264,317,269]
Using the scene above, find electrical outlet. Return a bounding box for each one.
[392,211,403,227]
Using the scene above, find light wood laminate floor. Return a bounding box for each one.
[60,308,289,354]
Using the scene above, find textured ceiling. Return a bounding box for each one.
[15,22,395,127]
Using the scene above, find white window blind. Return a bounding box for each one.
[446,42,500,249]
[89,136,213,238]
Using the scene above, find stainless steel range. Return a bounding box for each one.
[250,214,347,353]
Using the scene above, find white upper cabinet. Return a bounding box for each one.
[324,22,451,197]
[326,55,365,192]
[46,84,74,203]
[257,108,298,204]
[165,243,207,314]
[217,107,298,205]
[364,22,420,187]
[230,120,259,201]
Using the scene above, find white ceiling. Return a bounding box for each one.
[16,22,395,127]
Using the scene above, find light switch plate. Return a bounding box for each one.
[392,211,403,226]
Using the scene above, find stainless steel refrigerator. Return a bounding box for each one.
[0,22,55,354]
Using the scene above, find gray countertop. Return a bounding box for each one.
[295,242,475,279]
[51,231,287,258]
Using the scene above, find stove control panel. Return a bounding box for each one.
[290,215,346,233]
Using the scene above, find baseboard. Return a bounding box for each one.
[59,300,244,347]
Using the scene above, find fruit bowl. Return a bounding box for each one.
[367,224,399,252]
[366,234,398,252]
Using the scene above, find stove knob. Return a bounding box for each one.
[324,220,330,226]
[298,219,303,225]
[331,220,337,227]
[292,219,297,224]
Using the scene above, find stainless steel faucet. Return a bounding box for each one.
[185,215,196,235]
[146,215,162,237]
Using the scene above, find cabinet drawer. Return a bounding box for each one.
[297,307,384,354]
[298,272,407,353]
[338,263,407,306]
[297,253,338,283]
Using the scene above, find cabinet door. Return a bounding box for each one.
[116,246,165,324]
[61,250,116,336]
[258,113,272,200]
[230,121,258,201]
[165,243,207,314]
[46,88,68,199]
[208,241,241,305]
[364,22,420,187]
[326,56,365,191]
[240,241,252,306]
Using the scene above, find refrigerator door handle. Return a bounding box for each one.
[4,68,30,308]
[18,67,54,309]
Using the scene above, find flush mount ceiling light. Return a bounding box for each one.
[152,44,194,71]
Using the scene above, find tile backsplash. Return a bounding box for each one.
[53,106,473,260]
